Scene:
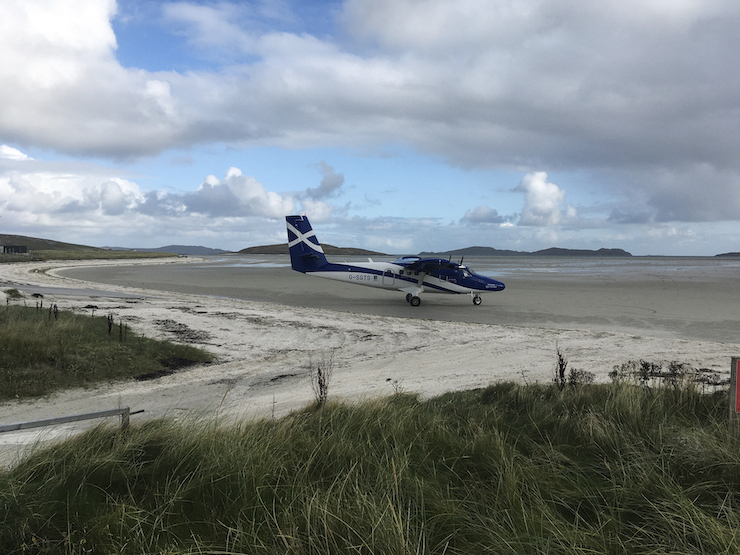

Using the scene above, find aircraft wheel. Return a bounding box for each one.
[410,296,421,307]
[473,295,482,306]
[406,293,412,303]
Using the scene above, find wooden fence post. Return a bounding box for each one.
[730,357,740,434]
[121,407,130,430]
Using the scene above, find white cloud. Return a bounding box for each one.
[0,151,145,223]
[0,145,30,160]
[0,0,186,157]
[219,167,295,218]
[173,168,296,219]
[341,0,536,52]
[584,0,727,28]
[144,80,177,119]
[297,198,333,222]
[514,172,575,226]
[1,0,740,250]
[162,2,258,55]
[4,0,740,180]
[0,146,297,246]
[461,172,578,229]
[461,206,509,225]
[2,145,736,254]
[99,180,134,215]
[0,0,118,87]
[304,161,344,200]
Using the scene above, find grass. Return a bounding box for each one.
[0,381,737,554]
[0,304,214,401]
[0,233,179,261]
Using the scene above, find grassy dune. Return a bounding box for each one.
[1,382,737,554]
[0,304,213,401]
[0,250,177,262]
[1,233,178,261]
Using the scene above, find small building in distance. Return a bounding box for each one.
[2,245,28,254]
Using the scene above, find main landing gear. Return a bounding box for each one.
[405,293,483,306]
[405,293,421,307]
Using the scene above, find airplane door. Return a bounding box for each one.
[383,268,395,286]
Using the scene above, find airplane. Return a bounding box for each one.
[286,214,505,306]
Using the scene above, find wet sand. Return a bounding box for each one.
[58,257,740,343]
[1,257,739,466]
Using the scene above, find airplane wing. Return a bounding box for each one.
[405,259,453,273]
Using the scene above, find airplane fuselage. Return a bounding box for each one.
[308,260,502,295]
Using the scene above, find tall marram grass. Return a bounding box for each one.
[0,305,213,400]
[1,382,738,554]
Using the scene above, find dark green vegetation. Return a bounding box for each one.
[1,380,737,554]
[0,304,213,401]
[0,233,177,261]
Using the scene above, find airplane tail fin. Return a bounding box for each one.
[286,215,329,273]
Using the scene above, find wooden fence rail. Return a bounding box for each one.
[0,407,143,434]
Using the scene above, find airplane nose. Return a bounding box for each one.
[484,278,505,291]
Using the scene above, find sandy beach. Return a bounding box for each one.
[1,256,739,466]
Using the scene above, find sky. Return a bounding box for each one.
[1,0,740,256]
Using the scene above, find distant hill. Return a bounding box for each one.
[1,233,634,259]
[0,234,180,260]
[239,243,386,256]
[533,247,632,257]
[0,233,227,256]
[106,245,229,255]
[243,243,632,258]
[715,252,740,258]
[418,246,524,257]
[419,246,633,257]
[1,233,104,252]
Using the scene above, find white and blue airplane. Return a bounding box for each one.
[286,214,505,306]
